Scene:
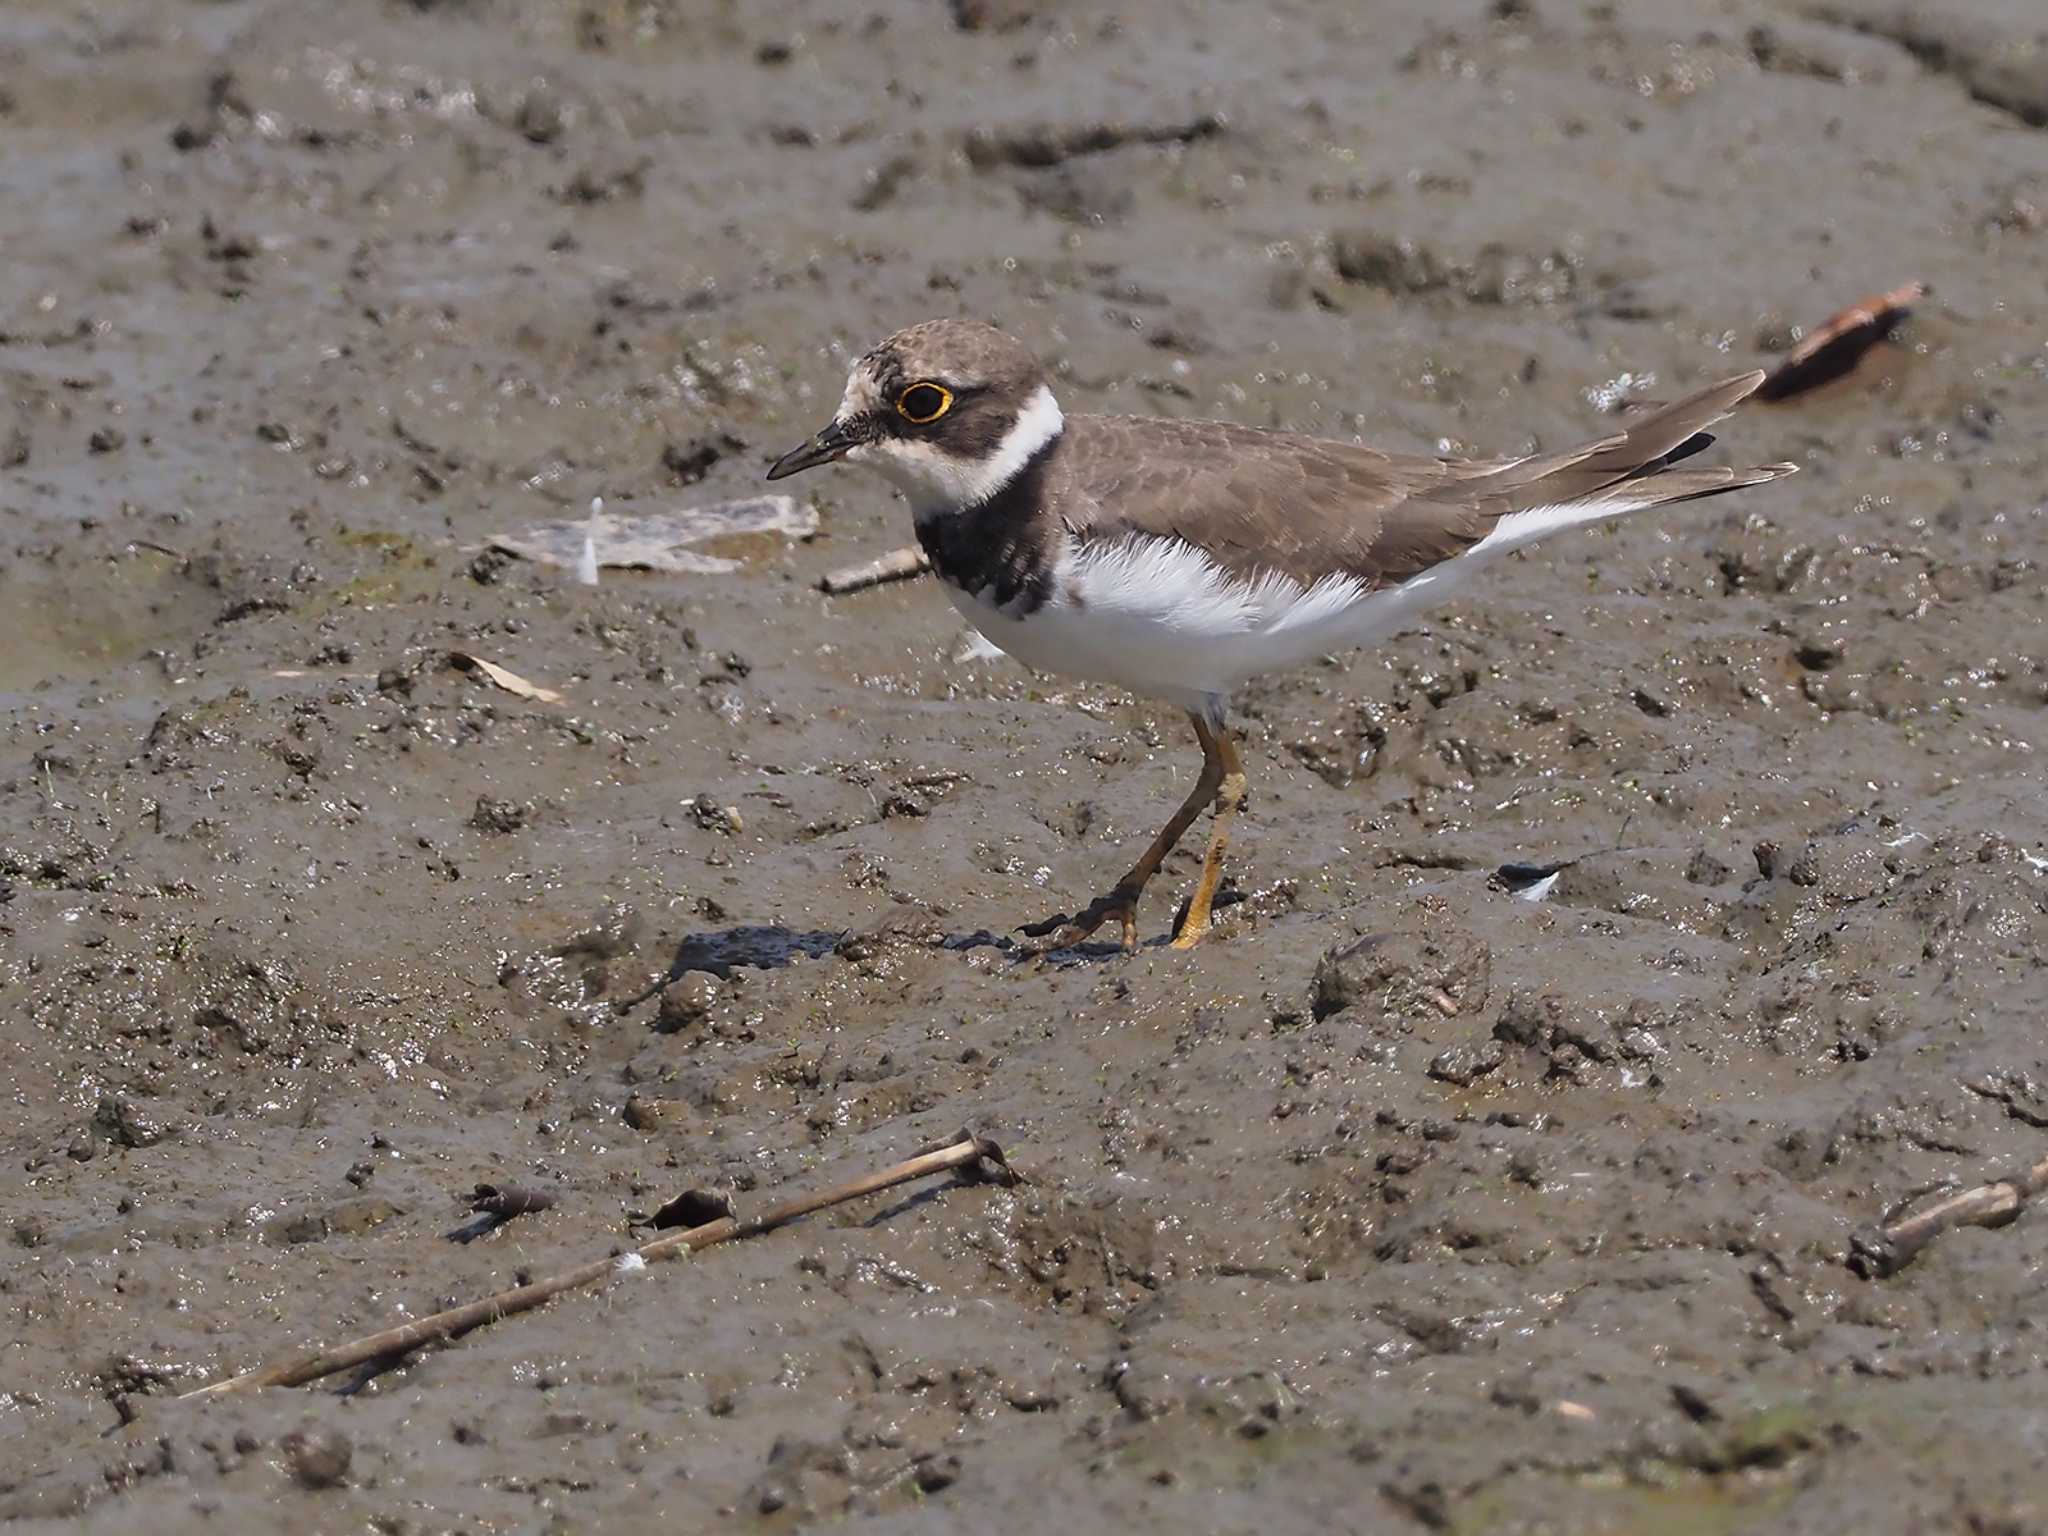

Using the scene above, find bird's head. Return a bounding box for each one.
[767,318,1063,516]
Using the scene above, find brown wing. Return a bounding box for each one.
[1049,415,1469,589]
[1053,371,1782,590]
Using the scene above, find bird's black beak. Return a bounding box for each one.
[766,419,854,481]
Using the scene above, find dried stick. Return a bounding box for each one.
[819,545,930,594]
[179,1133,1011,1399]
[1849,1153,2048,1279]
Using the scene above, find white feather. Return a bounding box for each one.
[575,496,602,586]
[946,534,1377,710]
[1467,495,1659,558]
[951,627,1008,664]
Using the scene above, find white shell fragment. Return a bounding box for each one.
[575,497,603,586]
[491,495,819,577]
[447,652,566,705]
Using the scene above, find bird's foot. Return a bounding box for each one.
[1015,884,1141,955]
[1167,879,1241,949]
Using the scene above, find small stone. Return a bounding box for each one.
[948,0,1041,30]
[690,796,743,836]
[623,1094,684,1133]
[1111,1360,1180,1421]
[660,432,743,486]
[1685,849,1733,885]
[94,1094,177,1149]
[913,1452,961,1493]
[515,90,564,145]
[278,1211,329,1246]
[1617,1027,1663,1062]
[1332,231,1447,292]
[656,971,721,1032]
[281,1422,352,1488]
[1311,927,1491,1022]
[470,796,528,834]
[1493,990,1567,1048]
[1672,1382,1716,1423]
[1427,1040,1503,1086]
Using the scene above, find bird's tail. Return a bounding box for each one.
[1458,370,1797,559]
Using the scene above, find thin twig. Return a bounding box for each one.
[819,545,930,595]
[178,1132,1012,1399]
[1849,1153,2048,1279]
[125,539,190,567]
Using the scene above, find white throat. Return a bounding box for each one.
[848,383,1064,520]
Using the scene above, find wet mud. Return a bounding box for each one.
[2,0,2046,1529]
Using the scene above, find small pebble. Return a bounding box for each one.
[281,1422,352,1488]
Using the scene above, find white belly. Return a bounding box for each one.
[943,533,1492,713]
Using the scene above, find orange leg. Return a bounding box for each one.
[1169,723,1247,949]
[1018,712,1226,954]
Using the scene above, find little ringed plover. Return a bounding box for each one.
[769,319,1795,953]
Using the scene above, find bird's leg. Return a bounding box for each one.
[1168,719,1247,950]
[1017,711,1225,954]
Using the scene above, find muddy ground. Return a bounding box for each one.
[3,0,2046,1529]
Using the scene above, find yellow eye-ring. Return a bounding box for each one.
[895,382,953,424]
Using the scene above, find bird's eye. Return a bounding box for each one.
[895,383,953,424]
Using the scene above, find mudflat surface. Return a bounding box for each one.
[3,0,2046,1530]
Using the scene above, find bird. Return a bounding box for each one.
[767,319,1795,953]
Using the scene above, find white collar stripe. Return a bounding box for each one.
[962,384,1064,506]
[854,382,1065,518]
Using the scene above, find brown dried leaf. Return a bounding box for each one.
[1758,280,1925,402]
